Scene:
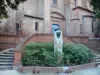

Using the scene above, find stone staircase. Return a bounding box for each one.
[94,54,100,67]
[0,48,14,70]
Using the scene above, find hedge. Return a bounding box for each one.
[22,43,94,67]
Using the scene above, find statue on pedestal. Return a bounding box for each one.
[54,30,63,66]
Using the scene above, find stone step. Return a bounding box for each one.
[94,56,100,59]
[96,62,100,65]
[9,50,14,52]
[0,54,14,57]
[5,52,14,54]
[0,63,13,66]
[0,57,14,60]
[0,66,13,70]
[96,59,100,62]
[0,62,13,64]
[0,48,14,70]
[0,60,13,62]
[95,54,100,56]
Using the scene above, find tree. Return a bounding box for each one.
[90,0,100,37]
[90,0,100,18]
[0,0,26,19]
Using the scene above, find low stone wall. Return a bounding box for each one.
[88,38,100,53]
[24,33,73,48]
[0,33,89,50]
[0,44,15,50]
[19,63,97,73]
[0,34,21,50]
[68,36,89,47]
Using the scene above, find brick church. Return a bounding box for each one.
[0,0,99,36]
[0,0,99,49]
[0,0,100,70]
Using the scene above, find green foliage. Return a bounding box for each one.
[90,0,100,18]
[94,24,100,36]
[63,43,94,66]
[22,43,94,67]
[22,43,57,67]
[90,0,100,37]
[0,0,26,18]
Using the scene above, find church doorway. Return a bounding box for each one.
[52,24,60,33]
[51,11,65,34]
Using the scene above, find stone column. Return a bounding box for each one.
[44,0,51,33]
[65,3,72,36]
[38,0,44,17]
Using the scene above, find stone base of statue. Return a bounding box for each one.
[56,52,63,66]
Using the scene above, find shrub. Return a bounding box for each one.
[63,43,94,66]
[22,43,94,67]
[22,43,57,67]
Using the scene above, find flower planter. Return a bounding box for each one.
[13,49,98,73]
[19,63,97,73]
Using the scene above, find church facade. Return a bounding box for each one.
[0,0,98,37]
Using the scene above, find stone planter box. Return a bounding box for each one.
[19,63,98,73]
[13,50,98,73]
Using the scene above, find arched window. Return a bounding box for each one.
[52,24,60,34]
[35,22,39,31]
[16,23,20,34]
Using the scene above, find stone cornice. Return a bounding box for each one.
[73,6,94,13]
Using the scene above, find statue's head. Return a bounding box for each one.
[56,32,61,38]
[54,30,62,39]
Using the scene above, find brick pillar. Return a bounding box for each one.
[13,50,22,70]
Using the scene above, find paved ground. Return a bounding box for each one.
[67,67,100,75]
[0,67,100,75]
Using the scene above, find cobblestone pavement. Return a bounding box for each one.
[0,68,100,75]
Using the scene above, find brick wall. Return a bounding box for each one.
[69,36,88,43]
[24,33,73,47]
[0,34,21,50]
[0,33,89,50]
[23,33,89,48]
[88,38,100,53]
[68,36,89,47]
